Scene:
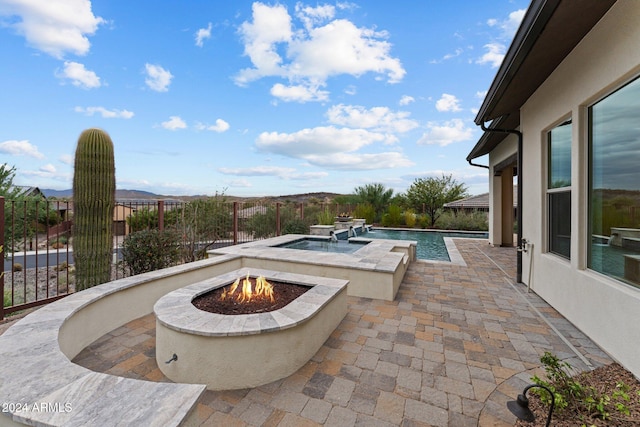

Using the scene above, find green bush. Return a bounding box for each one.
[283,218,309,234]
[404,209,417,228]
[353,203,375,224]
[316,208,335,225]
[3,289,10,308]
[381,205,404,227]
[121,229,181,275]
[435,210,488,231]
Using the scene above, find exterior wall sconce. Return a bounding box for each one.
[507,383,555,426]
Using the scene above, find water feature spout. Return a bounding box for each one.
[329,231,338,242]
[608,233,619,246]
[349,226,357,238]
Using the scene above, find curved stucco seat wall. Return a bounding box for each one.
[0,254,243,427]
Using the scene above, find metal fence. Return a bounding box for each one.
[1,197,356,320]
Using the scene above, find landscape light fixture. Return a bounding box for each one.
[506,383,555,427]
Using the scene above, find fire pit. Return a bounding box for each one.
[154,268,348,390]
[192,273,310,315]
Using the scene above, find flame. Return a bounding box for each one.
[220,273,275,303]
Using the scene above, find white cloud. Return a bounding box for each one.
[236,2,292,84]
[270,83,329,103]
[489,9,526,38]
[145,63,173,92]
[218,166,295,177]
[289,171,329,180]
[197,119,230,133]
[218,166,326,181]
[39,163,56,173]
[59,154,73,165]
[326,104,418,133]
[475,90,488,99]
[478,9,526,68]
[435,94,462,112]
[399,95,414,106]
[255,126,411,170]
[235,2,405,101]
[161,116,187,130]
[303,151,413,170]
[295,3,335,30]
[257,126,388,157]
[57,61,101,88]
[0,0,104,58]
[417,119,474,147]
[0,139,44,158]
[74,106,134,119]
[430,47,463,64]
[476,43,506,68]
[195,22,212,47]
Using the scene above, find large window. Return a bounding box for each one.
[589,76,640,287]
[548,120,572,258]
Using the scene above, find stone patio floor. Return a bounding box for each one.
[2,239,613,426]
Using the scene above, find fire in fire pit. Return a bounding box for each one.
[221,273,274,303]
[192,273,310,315]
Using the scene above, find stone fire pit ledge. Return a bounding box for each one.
[154,268,346,337]
[154,267,349,390]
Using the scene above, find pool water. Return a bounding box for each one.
[276,238,368,254]
[364,229,488,261]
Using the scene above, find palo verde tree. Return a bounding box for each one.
[73,128,116,290]
[405,174,468,228]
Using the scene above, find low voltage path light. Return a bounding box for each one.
[507,383,555,427]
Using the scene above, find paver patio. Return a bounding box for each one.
[1,239,612,426]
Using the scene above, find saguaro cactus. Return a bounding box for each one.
[73,128,116,290]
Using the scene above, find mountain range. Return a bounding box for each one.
[41,189,345,203]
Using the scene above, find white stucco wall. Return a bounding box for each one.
[514,0,640,377]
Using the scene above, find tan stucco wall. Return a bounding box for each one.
[513,0,640,377]
[488,136,518,246]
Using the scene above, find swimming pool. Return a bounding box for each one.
[276,238,369,254]
[363,229,488,261]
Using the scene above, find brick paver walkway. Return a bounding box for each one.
[39,240,612,426]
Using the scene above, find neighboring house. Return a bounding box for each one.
[9,185,45,199]
[113,204,136,236]
[468,0,640,377]
[443,187,518,215]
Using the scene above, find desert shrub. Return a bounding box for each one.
[353,203,375,224]
[283,219,309,234]
[56,261,69,272]
[436,210,488,231]
[404,209,417,228]
[316,208,335,225]
[121,229,181,275]
[418,214,431,228]
[381,205,404,227]
[3,289,10,308]
[12,263,23,272]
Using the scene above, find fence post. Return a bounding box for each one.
[1,196,5,321]
[233,202,238,245]
[158,200,165,231]
[276,203,281,236]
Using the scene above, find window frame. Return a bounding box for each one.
[546,118,572,259]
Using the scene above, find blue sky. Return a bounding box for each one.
[0,0,528,197]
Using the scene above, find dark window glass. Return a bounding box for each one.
[589,77,640,287]
[548,120,572,259]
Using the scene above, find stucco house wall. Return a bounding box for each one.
[493,1,640,376]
